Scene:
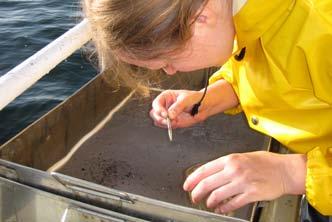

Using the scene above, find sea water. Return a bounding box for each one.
[0,0,96,144]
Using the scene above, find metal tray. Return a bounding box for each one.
[0,69,272,221]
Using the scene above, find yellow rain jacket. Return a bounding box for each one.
[210,0,332,215]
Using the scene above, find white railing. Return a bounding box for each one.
[0,19,92,111]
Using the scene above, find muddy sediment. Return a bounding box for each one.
[58,94,265,218]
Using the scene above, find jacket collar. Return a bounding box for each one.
[233,0,296,48]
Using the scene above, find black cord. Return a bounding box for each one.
[191,72,209,116]
[234,47,246,61]
[191,48,246,116]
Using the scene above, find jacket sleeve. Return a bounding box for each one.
[209,59,242,115]
[304,6,332,213]
[306,146,332,215]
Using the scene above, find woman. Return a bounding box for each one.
[84,0,332,216]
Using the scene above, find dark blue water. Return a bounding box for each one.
[0,0,97,144]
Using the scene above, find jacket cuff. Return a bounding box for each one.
[306,146,332,216]
[209,68,242,115]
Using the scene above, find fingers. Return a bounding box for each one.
[185,152,291,214]
[151,92,170,118]
[183,157,225,192]
[188,171,251,214]
[190,170,231,204]
[214,193,251,214]
[149,109,167,128]
[150,90,204,128]
[183,154,251,214]
[150,91,173,128]
[174,111,206,128]
[167,95,189,119]
[205,182,242,209]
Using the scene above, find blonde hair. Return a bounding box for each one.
[83,0,208,93]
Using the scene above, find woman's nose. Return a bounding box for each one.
[162,65,177,75]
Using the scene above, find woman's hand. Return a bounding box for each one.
[150,89,208,128]
[183,151,307,214]
[150,79,240,128]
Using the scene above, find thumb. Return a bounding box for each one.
[168,95,192,119]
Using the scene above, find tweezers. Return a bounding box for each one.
[166,116,173,141]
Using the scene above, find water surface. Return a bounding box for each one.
[0,0,96,144]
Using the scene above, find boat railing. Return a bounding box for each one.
[0,19,92,111]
